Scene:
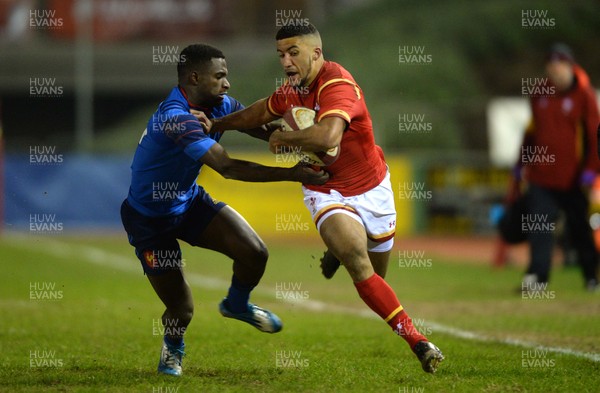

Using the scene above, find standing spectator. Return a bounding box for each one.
[517,43,600,292]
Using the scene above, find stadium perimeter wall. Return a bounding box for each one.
[3,153,414,236]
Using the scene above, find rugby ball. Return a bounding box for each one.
[280,106,340,167]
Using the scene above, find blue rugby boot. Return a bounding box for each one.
[219,298,283,333]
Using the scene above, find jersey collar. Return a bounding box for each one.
[178,86,212,112]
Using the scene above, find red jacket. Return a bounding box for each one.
[521,65,600,190]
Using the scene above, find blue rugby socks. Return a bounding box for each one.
[226,275,255,313]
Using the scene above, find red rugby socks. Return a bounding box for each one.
[354,273,427,349]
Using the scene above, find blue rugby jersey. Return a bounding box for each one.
[126,86,243,217]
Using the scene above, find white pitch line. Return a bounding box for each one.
[9,235,600,363]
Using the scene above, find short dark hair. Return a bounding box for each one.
[275,23,319,40]
[177,44,225,80]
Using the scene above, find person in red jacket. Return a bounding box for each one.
[516,43,600,292]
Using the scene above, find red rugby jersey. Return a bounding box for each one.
[267,61,387,196]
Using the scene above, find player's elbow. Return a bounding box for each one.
[318,132,342,151]
[218,160,250,181]
[217,164,237,180]
[202,148,246,181]
[207,158,236,180]
[314,121,343,150]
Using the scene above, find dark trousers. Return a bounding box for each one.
[526,183,598,283]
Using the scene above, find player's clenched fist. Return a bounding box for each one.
[268,129,286,154]
[189,109,212,132]
[292,163,329,185]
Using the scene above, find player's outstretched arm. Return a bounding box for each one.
[212,98,277,133]
[269,116,345,153]
[201,142,329,185]
[237,122,280,142]
[189,109,276,142]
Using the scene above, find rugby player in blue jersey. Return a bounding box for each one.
[120,44,328,376]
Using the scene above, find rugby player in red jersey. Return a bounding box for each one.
[209,24,444,373]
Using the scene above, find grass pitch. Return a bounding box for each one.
[1,233,599,392]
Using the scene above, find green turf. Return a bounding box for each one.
[1,234,599,392]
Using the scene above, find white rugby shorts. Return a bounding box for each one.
[302,170,396,252]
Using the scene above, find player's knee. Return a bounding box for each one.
[336,244,366,267]
[232,233,269,265]
[337,246,371,280]
[245,238,269,266]
[258,239,269,260]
